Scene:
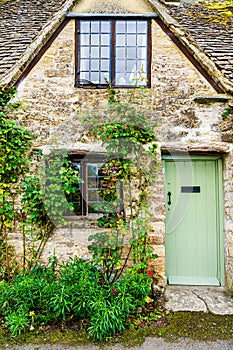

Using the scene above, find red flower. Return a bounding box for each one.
[147,269,153,277]
[111,288,119,296]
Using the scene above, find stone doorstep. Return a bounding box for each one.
[165,286,233,315]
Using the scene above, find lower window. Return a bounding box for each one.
[66,154,105,216]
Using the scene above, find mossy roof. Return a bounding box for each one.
[168,2,233,85]
[0,0,72,85]
[0,0,232,92]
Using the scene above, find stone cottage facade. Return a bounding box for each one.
[1,0,233,288]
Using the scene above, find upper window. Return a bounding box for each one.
[76,19,151,88]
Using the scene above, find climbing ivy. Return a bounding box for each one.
[0,86,82,278]
[84,84,158,284]
[21,150,82,266]
[0,85,32,279]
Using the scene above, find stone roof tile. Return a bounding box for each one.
[168,2,233,88]
[0,0,233,92]
[0,0,69,84]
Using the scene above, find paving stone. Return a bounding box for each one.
[165,286,208,312]
[165,286,233,315]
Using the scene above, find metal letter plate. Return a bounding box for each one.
[181,186,200,193]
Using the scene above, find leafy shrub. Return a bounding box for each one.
[0,257,151,340]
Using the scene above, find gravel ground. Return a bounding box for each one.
[2,338,233,350]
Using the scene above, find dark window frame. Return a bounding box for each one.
[66,153,124,217]
[67,154,105,216]
[75,17,152,88]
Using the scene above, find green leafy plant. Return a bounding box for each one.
[222,106,233,120]
[3,311,30,336]
[85,84,158,283]
[0,257,151,341]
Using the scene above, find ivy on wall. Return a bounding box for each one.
[0,85,32,278]
[0,86,81,278]
[83,84,159,284]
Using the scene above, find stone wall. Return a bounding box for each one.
[223,153,233,289]
[11,16,233,287]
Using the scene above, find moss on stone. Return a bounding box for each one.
[0,312,232,347]
[0,0,15,5]
[187,1,233,26]
[159,312,233,342]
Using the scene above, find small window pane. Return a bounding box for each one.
[91,34,99,45]
[116,47,125,59]
[127,21,136,33]
[80,46,90,58]
[127,34,136,46]
[88,164,98,176]
[80,34,90,45]
[91,21,100,32]
[116,34,126,46]
[127,47,136,59]
[91,47,99,58]
[137,21,147,33]
[137,47,147,59]
[115,73,128,85]
[101,46,110,58]
[101,34,110,45]
[137,34,147,46]
[116,21,126,33]
[88,178,98,188]
[80,21,90,33]
[116,59,125,73]
[80,71,90,80]
[90,72,99,82]
[100,72,109,84]
[127,60,135,72]
[101,21,111,33]
[101,59,109,71]
[91,60,99,71]
[80,59,89,71]
[88,190,98,201]
[137,60,147,73]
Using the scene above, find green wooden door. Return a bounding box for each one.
[164,157,224,286]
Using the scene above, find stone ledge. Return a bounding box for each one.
[161,142,231,154]
[194,95,232,104]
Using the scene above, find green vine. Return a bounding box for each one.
[0,86,82,278]
[86,84,158,284]
[0,85,32,279]
[21,151,82,266]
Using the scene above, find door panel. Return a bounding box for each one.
[164,158,221,286]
